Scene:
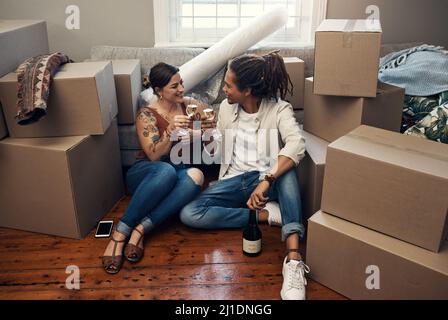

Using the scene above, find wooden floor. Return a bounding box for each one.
[0,196,345,300]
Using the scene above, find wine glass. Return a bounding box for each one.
[175,94,197,138]
[202,106,222,156]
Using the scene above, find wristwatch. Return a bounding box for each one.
[259,173,276,186]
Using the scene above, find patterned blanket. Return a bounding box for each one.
[402,91,448,144]
[15,53,72,125]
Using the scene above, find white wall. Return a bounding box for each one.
[0,0,155,62]
[1,0,446,62]
[327,0,448,48]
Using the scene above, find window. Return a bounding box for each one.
[153,0,327,47]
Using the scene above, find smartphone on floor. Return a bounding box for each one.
[95,220,114,238]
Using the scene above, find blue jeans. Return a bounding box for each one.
[116,159,202,236]
[180,169,305,241]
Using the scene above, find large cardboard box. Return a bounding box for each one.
[307,211,448,300]
[304,77,404,142]
[0,105,7,139]
[283,57,305,110]
[0,20,49,77]
[112,60,142,125]
[298,130,328,221]
[314,19,382,97]
[321,125,448,252]
[0,120,124,239]
[0,61,118,138]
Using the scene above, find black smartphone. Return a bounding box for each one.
[95,220,114,238]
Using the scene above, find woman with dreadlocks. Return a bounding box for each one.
[180,51,309,300]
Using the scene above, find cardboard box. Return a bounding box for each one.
[0,120,124,239]
[307,211,448,300]
[321,125,448,252]
[298,130,328,221]
[0,61,118,138]
[314,19,382,97]
[304,77,404,142]
[0,104,7,139]
[283,57,305,110]
[0,20,49,77]
[112,60,142,125]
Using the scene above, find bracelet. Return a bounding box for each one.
[260,173,276,186]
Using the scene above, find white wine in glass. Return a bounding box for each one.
[202,107,221,156]
[203,108,215,121]
[186,104,198,120]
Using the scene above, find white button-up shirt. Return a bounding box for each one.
[216,98,306,180]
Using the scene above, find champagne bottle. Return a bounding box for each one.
[243,209,262,257]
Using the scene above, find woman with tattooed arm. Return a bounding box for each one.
[102,62,213,274]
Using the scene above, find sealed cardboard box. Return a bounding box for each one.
[314,19,382,97]
[0,105,6,139]
[0,61,118,138]
[0,120,124,239]
[304,77,404,142]
[307,211,448,300]
[321,125,448,252]
[112,60,142,125]
[0,20,49,77]
[298,130,328,221]
[283,57,305,110]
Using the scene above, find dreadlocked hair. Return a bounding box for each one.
[228,50,293,101]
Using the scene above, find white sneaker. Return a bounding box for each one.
[281,257,310,300]
[265,201,282,227]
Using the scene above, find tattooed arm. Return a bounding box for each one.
[136,109,173,161]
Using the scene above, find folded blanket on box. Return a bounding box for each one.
[379,44,448,96]
[15,52,72,125]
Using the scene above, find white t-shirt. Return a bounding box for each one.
[222,108,271,180]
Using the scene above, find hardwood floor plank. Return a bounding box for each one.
[0,246,287,271]
[0,280,345,300]
[0,263,283,292]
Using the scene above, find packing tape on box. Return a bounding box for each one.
[342,20,356,48]
[179,5,288,92]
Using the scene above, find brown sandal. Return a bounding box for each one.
[102,237,126,274]
[124,228,145,263]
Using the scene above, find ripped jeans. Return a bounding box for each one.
[116,159,202,236]
[179,169,305,241]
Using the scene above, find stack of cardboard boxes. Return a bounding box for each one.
[304,19,448,299]
[298,19,405,221]
[0,20,130,239]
